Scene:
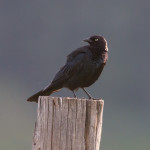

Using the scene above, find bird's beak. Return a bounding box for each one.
[83,38,92,44]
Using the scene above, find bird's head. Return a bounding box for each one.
[83,35,108,52]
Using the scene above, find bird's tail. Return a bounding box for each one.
[27,84,61,103]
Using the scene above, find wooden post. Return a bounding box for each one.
[32,96,104,150]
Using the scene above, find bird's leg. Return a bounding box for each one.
[82,88,93,99]
[72,90,77,98]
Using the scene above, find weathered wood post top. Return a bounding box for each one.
[32,96,104,150]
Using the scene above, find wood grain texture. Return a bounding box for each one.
[32,97,104,150]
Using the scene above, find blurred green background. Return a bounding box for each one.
[0,0,150,150]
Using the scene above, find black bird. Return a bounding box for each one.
[27,35,108,102]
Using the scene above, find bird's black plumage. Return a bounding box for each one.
[27,35,108,102]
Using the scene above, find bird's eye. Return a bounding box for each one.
[95,38,99,42]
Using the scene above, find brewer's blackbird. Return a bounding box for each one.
[27,35,108,102]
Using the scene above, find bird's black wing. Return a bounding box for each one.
[44,48,87,90]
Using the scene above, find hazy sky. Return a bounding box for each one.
[0,0,150,150]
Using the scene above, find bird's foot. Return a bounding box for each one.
[86,96,100,100]
[89,97,102,100]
